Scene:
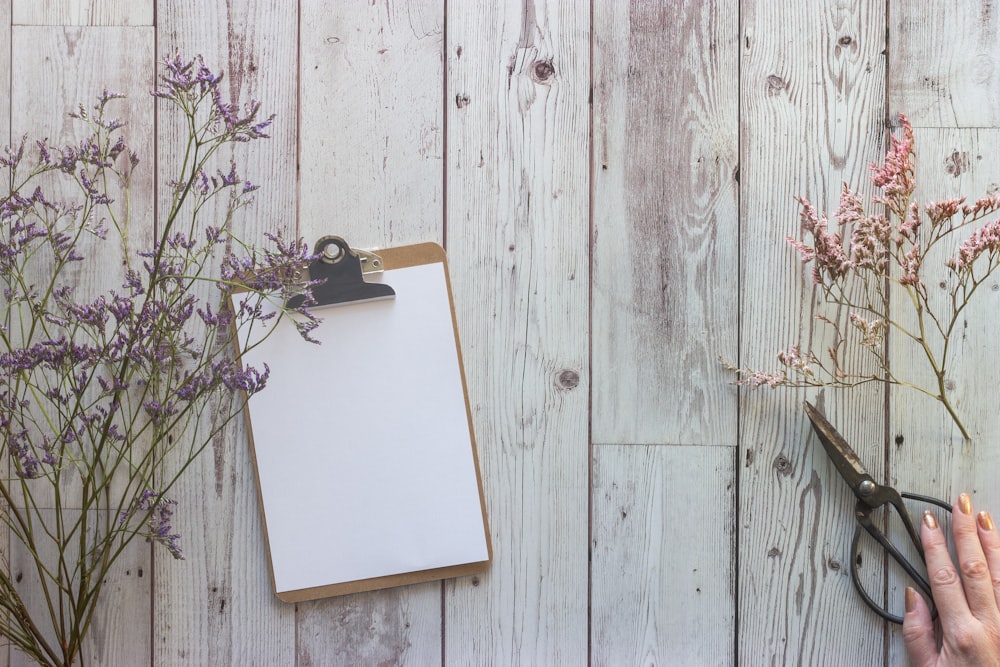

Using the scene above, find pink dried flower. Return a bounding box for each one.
[925,197,965,225]
[789,196,853,284]
[848,312,887,348]
[849,210,891,273]
[962,193,1000,217]
[898,245,923,286]
[723,114,1000,443]
[896,202,921,246]
[870,114,916,207]
[777,345,817,378]
[736,369,789,389]
[947,218,1000,271]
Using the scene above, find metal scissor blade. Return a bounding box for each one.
[803,401,873,493]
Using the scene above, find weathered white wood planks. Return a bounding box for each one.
[592,444,735,665]
[299,0,445,248]
[739,1,891,664]
[592,0,739,448]
[890,3,1000,128]
[12,0,153,26]
[589,4,739,663]
[443,0,591,663]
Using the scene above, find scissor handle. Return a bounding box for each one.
[849,493,953,624]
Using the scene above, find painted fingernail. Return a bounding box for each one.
[923,510,938,529]
[979,511,995,532]
[905,586,917,613]
[959,493,973,515]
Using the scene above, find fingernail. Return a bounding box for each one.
[979,511,995,532]
[959,493,973,515]
[905,586,917,613]
[923,510,938,529]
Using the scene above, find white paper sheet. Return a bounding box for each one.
[239,261,489,594]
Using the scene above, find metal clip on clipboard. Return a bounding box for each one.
[285,236,395,309]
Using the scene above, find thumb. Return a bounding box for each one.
[902,587,938,667]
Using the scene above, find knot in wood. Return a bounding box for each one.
[765,74,786,96]
[772,454,792,476]
[531,59,556,84]
[556,369,580,390]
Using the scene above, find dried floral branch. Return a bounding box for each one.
[725,115,1000,444]
[0,53,317,666]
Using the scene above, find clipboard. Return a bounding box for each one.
[237,237,492,602]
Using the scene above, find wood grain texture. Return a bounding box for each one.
[889,2,1000,128]
[12,0,154,26]
[884,127,1000,663]
[152,1,298,663]
[443,0,590,663]
[592,0,739,447]
[739,1,891,664]
[591,444,735,666]
[299,0,444,249]
[295,2,446,663]
[295,583,442,667]
[9,511,149,667]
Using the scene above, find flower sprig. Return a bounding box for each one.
[0,54,316,666]
[726,115,1000,443]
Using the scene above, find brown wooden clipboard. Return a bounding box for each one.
[238,240,492,602]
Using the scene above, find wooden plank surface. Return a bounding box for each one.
[151,1,298,664]
[299,0,444,249]
[443,0,591,663]
[12,0,154,26]
[738,1,890,664]
[591,444,735,665]
[592,0,739,447]
[889,2,1000,128]
[296,1,446,663]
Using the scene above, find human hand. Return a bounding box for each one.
[903,493,1000,666]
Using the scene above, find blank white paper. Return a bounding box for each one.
[239,261,489,594]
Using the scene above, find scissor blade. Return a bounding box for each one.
[803,401,872,491]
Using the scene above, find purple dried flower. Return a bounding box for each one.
[118,491,184,559]
[0,55,321,651]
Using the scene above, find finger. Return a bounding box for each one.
[921,508,975,633]
[953,494,1000,622]
[902,587,938,667]
[976,510,1000,610]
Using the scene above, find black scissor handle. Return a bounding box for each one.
[849,493,953,624]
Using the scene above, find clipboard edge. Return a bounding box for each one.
[275,558,492,603]
[379,242,494,567]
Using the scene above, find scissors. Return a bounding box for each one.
[804,401,952,624]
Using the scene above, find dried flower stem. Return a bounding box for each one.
[726,115,1000,444]
[0,54,317,665]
